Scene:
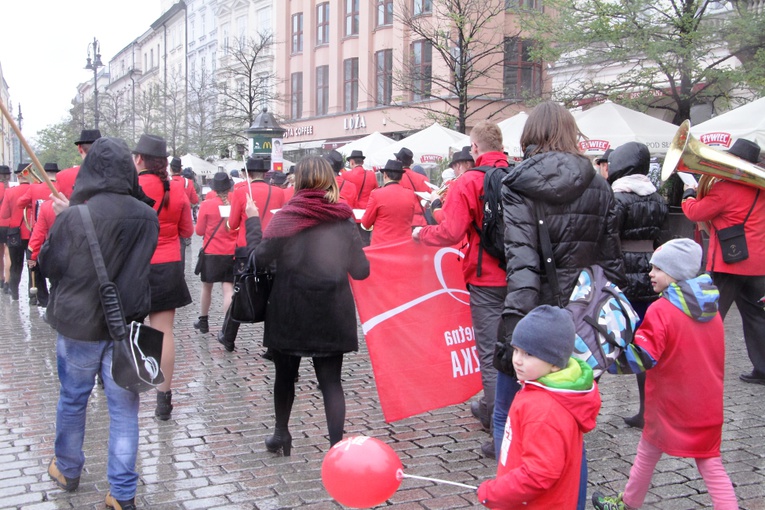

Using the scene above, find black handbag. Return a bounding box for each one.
[194,218,225,276]
[6,226,21,248]
[715,190,759,264]
[230,250,273,323]
[78,205,165,393]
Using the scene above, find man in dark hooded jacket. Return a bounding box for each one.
[39,137,159,510]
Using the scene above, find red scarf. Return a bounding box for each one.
[263,189,353,239]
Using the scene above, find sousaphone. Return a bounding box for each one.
[662,120,765,199]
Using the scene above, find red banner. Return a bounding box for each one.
[350,239,481,422]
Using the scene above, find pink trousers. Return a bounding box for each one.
[623,437,738,509]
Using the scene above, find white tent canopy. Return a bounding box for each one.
[366,122,470,168]
[167,154,218,177]
[336,132,395,167]
[450,112,529,160]
[690,97,765,150]
[574,101,678,155]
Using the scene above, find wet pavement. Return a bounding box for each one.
[0,236,764,509]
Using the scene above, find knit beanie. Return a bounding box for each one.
[650,238,702,282]
[511,305,575,369]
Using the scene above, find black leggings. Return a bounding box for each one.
[272,351,345,446]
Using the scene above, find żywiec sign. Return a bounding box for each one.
[699,132,732,148]
[578,139,611,152]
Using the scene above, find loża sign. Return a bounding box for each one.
[343,114,367,130]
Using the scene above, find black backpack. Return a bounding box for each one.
[470,164,512,275]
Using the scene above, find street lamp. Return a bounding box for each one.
[85,37,104,130]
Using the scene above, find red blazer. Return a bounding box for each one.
[399,168,430,226]
[336,174,358,209]
[0,182,9,228]
[682,179,765,276]
[361,182,416,246]
[343,166,378,208]
[171,174,199,205]
[18,181,56,224]
[0,184,34,240]
[55,166,80,199]
[228,180,285,246]
[28,200,56,261]
[138,173,193,264]
[195,195,238,255]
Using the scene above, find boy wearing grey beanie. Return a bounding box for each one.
[478,305,601,509]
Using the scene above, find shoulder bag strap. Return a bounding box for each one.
[405,172,428,217]
[202,218,226,252]
[743,189,760,225]
[534,201,563,307]
[78,205,110,286]
[357,171,367,202]
[263,183,272,215]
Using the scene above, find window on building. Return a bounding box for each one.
[414,0,432,15]
[222,25,229,55]
[411,40,432,101]
[503,37,542,99]
[258,7,272,34]
[344,58,359,112]
[345,0,359,36]
[291,72,303,119]
[316,65,329,115]
[505,0,543,10]
[150,48,155,69]
[377,0,393,26]
[317,3,330,45]
[291,13,304,53]
[375,49,393,106]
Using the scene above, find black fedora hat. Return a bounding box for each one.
[170,157,182,170]
[594,148,613,165]
[74,129,102,146]
[449,149,474,168]
[132,134,168,158]
[246,156,270,172]
[382,159,405,173]
[44,162,60,173]
[0,165,11,175]
[727,138,760,164]
[15,163,29,174]
[323,150,345,172]
[348,150,366,160]
[210,172,233,192]
[394,147,414,165]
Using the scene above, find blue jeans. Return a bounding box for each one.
[54,334,140,501]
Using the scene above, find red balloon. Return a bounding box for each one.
[321,436,403,508]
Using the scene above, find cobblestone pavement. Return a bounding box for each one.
[1,238,763,509]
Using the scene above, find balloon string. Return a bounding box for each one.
[401,473,478,490]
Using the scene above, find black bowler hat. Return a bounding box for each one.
[394,147,414,165]
[15,163,29,174]
[132,134,168,158]
[0,165,11,175]
[595,148,613,165]
[382,159,405,173]
[348,150,365,161]
[44,162,60,173]
[727,138,761,164]
[449,149,474,168]
[170,157,182,170]
[323,150,345,172]
[74,129,102,146]
[210,172,233,192]
[246,156,269,172]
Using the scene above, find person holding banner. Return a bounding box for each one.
[250,156,369,454]
[413,121,509,459]
[361,160,416,246]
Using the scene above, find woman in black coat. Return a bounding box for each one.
[249,156,370,455]
[607,142,668,429]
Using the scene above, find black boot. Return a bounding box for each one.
[265,428,292,456]
[155,390,173,421]
[194,315,209,334]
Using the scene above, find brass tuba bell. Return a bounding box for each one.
[662,120,765,197]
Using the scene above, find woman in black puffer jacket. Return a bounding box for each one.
[607,142,668,429]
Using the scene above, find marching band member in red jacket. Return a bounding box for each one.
[0,164,35,301]
[361,160,416,247]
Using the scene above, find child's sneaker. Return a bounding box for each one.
[592,491,627,510]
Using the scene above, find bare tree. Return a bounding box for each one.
[98,90,132,141]
[160,72,187,155]
[135,84,162,136]
[392,0,518,132]
[187,68,219,158]
[215,33,278,150]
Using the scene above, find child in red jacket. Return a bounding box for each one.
[477,305,601,509]
[592,238,737,509]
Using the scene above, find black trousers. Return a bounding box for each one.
[8,240,29,299]
[713,271,765,376]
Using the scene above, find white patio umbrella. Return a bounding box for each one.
[690,97,765,150]
[574,101,678,155]
[336,132,395,167]
[167,154,218,177]
[366,122,470,168]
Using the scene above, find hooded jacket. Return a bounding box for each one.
[478,358,601,509]
[39,137,159,341]
[637,274,725,457]
[499,152,625,363]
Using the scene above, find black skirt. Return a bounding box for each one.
[201,253,235,283]
[149,261,192,312]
